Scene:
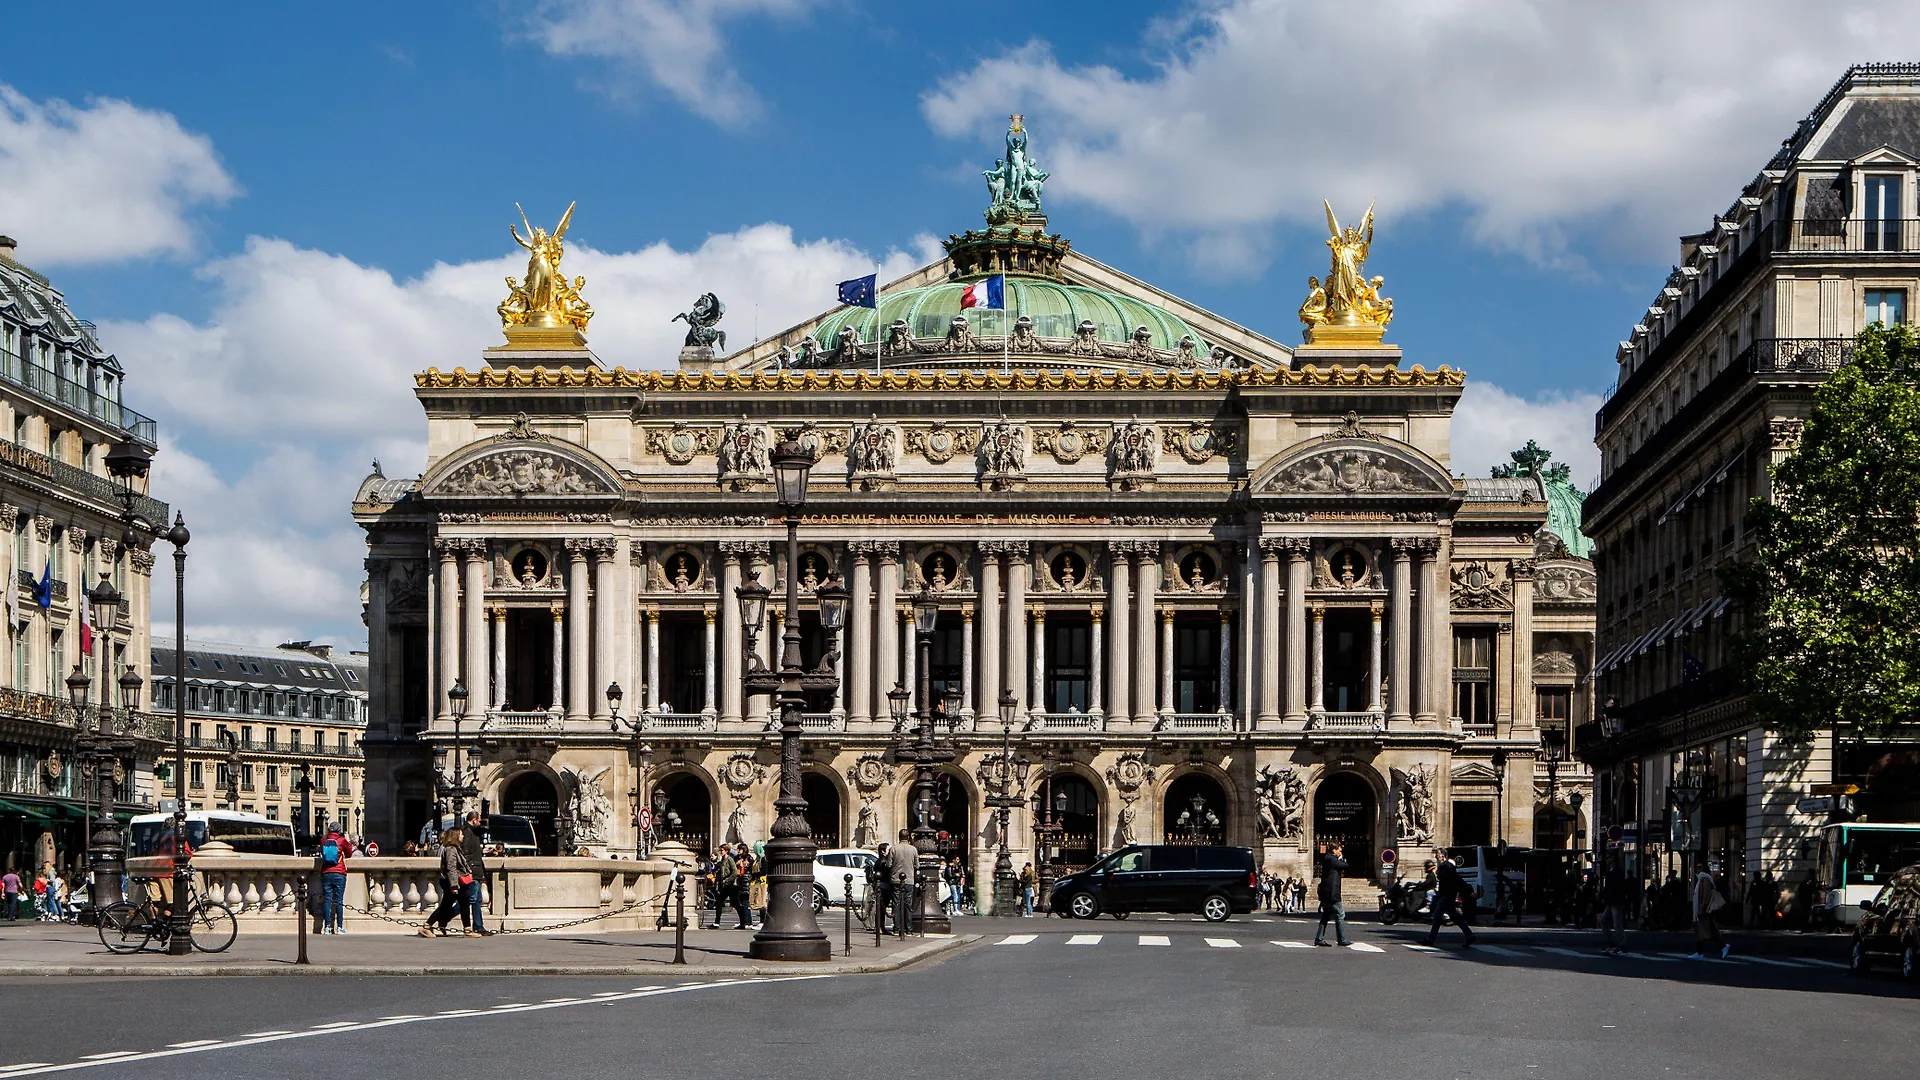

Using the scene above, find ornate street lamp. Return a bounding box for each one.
[981,688,1031,915]
[890,587,960,934]
[742,437,835,961]
[1491,746,1510,920]
[735,574,772,673]
[160,513,191,954]
[69,663,131,911]
[440,679,478,821]
[607,680,656,859]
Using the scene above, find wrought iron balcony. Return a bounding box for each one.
[1782,217,1920,254]
[0,436,168,522]
[1743,337,1854,375]
[0,347,158,446]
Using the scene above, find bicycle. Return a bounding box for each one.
[96,877,238,954]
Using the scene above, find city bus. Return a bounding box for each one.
[1818,822,1920,926]
[128,810,298,857]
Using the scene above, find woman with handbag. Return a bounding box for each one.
[420,828,475,938]
[1690,863,1730,959]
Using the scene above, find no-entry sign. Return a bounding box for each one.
[1380,848,1397,866]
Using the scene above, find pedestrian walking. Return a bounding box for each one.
[1018,862,1036,917]
[886,831,919,930]
[1690,863,1730,959]
[732,845,757,929]
[1313,842,1351,947]
[871,843,896,930]
[1,868,17,920]
[461,810,491,936]
[1292,877,1306,914]
[419,828,475,937]
[1423,850,1477,948]
[1599,853,1631,955]
[318,827,353,934]
[42,868,64,922]
[709,843,733,929]
[31,870,49,921]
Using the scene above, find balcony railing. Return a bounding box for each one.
[0,685,169,740]
[1782,217,1920,254]
[800,712,844,733]
[0,347,157,445]
[0,437,169,522]
[640,711,715,733]
[1158,712,1233,733]
[1310,711,1383,733]
[482,710,561,733]
[1745,337,1854,375]
[1028,711,1103,733]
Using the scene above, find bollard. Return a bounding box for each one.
[843,873,854,955]
[672,875,687,966]
[874,881,884,948]
[294,873,310,966]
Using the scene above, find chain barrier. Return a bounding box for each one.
[337,888,671,935]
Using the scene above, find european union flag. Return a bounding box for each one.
[33,558,51,611]
[837,273,877,309]
[1682,648,1706,684]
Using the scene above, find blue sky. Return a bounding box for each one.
[0,0,1902,646]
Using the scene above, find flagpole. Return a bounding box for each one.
[874,262,882,375]
[1003,276,1011,376]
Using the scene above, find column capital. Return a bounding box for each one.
[550,602,566,619]
[1111,539,1160,558]
[433,537,463,560]
[1369,599,1384,616]
[489,604,507,621]
[1309,600,1326,617]
[128,549,156,574]
[846,540,880,555]
[1510,557,1537,580]
[1160,607,1174,624]
[703,605,716,624]
[873,541,901,562]
[66,526,87,553]
[961,604,975,621]
[643,604,659,619]
[0,503,16,531]
[1031,605,1047,621]
[1090,606,1103,624]
[1263,536,1311,558]
[1389,537,1419,558]
[1409,537,1442,558]
[32,515,53,542]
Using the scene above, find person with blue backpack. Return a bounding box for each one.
[319,828,353,934]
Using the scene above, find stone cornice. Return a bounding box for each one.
[415,364,1466,394]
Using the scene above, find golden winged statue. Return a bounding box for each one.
[1299,200,1392,344]
[499,202,593,334]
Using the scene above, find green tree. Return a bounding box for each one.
[1728,322,1920,741]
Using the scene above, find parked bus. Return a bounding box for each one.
[1817,822,1920,926]
[128,810,298,858]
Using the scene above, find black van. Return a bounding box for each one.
[1048,845,1259,922]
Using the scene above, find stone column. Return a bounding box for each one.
[1004,543,1029,714]
[362,556,389,735]
[644,608,660,712]
[1496,617,1514,727]
[1415,538,1443,724]
[1088,608,1104,717]
[549,603,565,711]
[1257,539,1282,726]
[1367,600,1384,714]
[1218,610,1233,718]
[719,546,745,723]
[1133,545,1159,724]
[592,543,617,723]
[977,543,1002,721]
[901,604,916,717]
[0,504,13,690]
[565,542,591,722]
[1309,602,1326,715]
[1283,541,1309,724]
[961,605,975,716]
[1159,608,1175,715]
[1388,540,1414,725]
[874,543,901,714]
[434,540,461,724]
[491,605,507,711]
[746,547,772,725]
[702,607,717,715]
[1106,546,1131,723]
[846,544,873,724]
[1511,558,1537,735]
[1030,607,1046,713]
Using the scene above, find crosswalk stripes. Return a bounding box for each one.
[1348,942,1385,953]
[1204,938,1241,949]
[1273,941,1311,948]
[1537,946,1592,958]
[1401,943,1439,952]
[986,932,1843,970]
[1064,934,1102,945]
[1472,944,1529,957]
[995,934,1037,946]
[1139,935,1171,946]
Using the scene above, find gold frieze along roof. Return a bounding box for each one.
[415,363,1465,393]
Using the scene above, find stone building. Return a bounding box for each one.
[1580,65,1920,905]
[0,235,169,874]
[148,638,368,835]
[355,122,1594,902]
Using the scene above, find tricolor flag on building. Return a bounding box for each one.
[959,274,1005,310]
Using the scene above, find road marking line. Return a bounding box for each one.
[241,1030,295,1037]
[1204,938,1241,948]
[1538,946,1591,958]
[590,992,626,997]
[1273,940,1311,948]
[1155,917,1176,922]
[164,1041,220,1049]
[1629,953,1678,962]
[0,977,830,1077]
[1738,955,1804,968]
[1065,934,1102,945]
[1402,943,1440,952]
[1349,942,1385,953]
[1138,935,1171,946]
[309,1022,359,1030]
[0,1066,55,1074]
[994,934,1036,946]
[1797,957,1846,969]
[489,1003,528,1010]
[627,987,661,992]
[1252,918,1273,923]
[1473,944,1528,957]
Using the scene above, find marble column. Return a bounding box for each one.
[874,544,901,714]
[960,605,975,716]
[746,548,772,725]
[491,606,506,711]
[1088,608,1104,717]
[1511,558,1537,734]
[1257,539,1282,727]
[1030,607,1046,713]
[1133,546,1159,724]
[977,544,1002,721]
[1004,543,1028,714]
[1283,541,1309,724]
[549,603,565,711]
[1415,539,1443,724]
[644,608,660,712]
[702,606,717,715]
[565,542,591,722]
[435,540,460,724]
[1388,540,1414,725]
[719,546,746,723]
[1158,608,1175,715]
[1105,547,1131,723]
[1309,602,1326,715]
[901,605,916,717]
[593,544,617,723]
[1367,600,1384,714]
[847,545,873,724]
[1217,610,1233,717]
[362,556,389,736]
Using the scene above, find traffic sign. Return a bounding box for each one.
[1380,848,1396,866]
[1811,783,1860,796]
[1796,796,1832,816]
[364,841,380,857]
[638,807,654,832]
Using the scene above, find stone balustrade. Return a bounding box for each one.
[125,854,676,934]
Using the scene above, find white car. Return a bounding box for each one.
[812,849,880,910]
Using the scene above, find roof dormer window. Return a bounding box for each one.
[1865,175,1904,251]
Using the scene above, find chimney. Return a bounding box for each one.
[0,236,15,263]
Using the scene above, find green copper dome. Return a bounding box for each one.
[813,277,1209,355]
[1542,476,1593,559]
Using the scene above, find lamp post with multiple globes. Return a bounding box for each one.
[980,689,1031,916]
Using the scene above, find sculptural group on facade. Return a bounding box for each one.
[1272,449,1430,495]
[984,114,1049,221]
[1392,764,1435,846]
[1112,418,1157,481]
[440,450,597,496]
[979,419,1026,484]
[562,766,614,847]
[1297,201,1393,335]
[674,292,727,350]
[499,203,593,332]
[848,417,897,481]
[1257,764,1306,840]
[718,420,772,484]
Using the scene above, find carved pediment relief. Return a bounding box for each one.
[1534,560,1597,603]
[1251,438,1450,497]
[423,440,620,499]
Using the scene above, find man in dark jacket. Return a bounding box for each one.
[886,830,920,932]
[1599,853,1630,954]
[461,811,491,936]
[1313,842,1351,947]
[870,843,895,932]
[1424,851,1476,947]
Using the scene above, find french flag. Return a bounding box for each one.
[959,274,1005,310]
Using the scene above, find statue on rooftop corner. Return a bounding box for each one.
[499,202,593,333]
[1299,200,1393,341]
[673,292,727,351]
[984,114,1049,223]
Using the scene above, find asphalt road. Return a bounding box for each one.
[1,915,1912,1080]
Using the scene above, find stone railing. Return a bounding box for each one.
[1158,712,1234,733]
[483,709,562,733]
[641,712,715,732]
[125,854,675,934]
[1311,712,1384,733]
[800,712,844,733]
[1028,711,1103,733]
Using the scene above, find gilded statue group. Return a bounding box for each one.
[499,203,594,332]
[1298,201,1394,334]
[984,114,1050,222]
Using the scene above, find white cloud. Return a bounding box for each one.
[922,1,1917,267]
[104,224,923,646]
[1451,382,1602,490]
[0,85,237,266]
[523,0,827,125]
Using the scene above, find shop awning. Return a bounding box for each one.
[0,798,58,822]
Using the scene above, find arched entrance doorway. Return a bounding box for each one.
[1162,773,1228,845]
[899,773,974,865]
[502,772,560,856]
[654,773,713,856]
[802,772,842,848]
[1314,772,1377,879]
[1044,773,1099,870]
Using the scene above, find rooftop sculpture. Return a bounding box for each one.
[498,202,593,339]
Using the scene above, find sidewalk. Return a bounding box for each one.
[0,919,975,977]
